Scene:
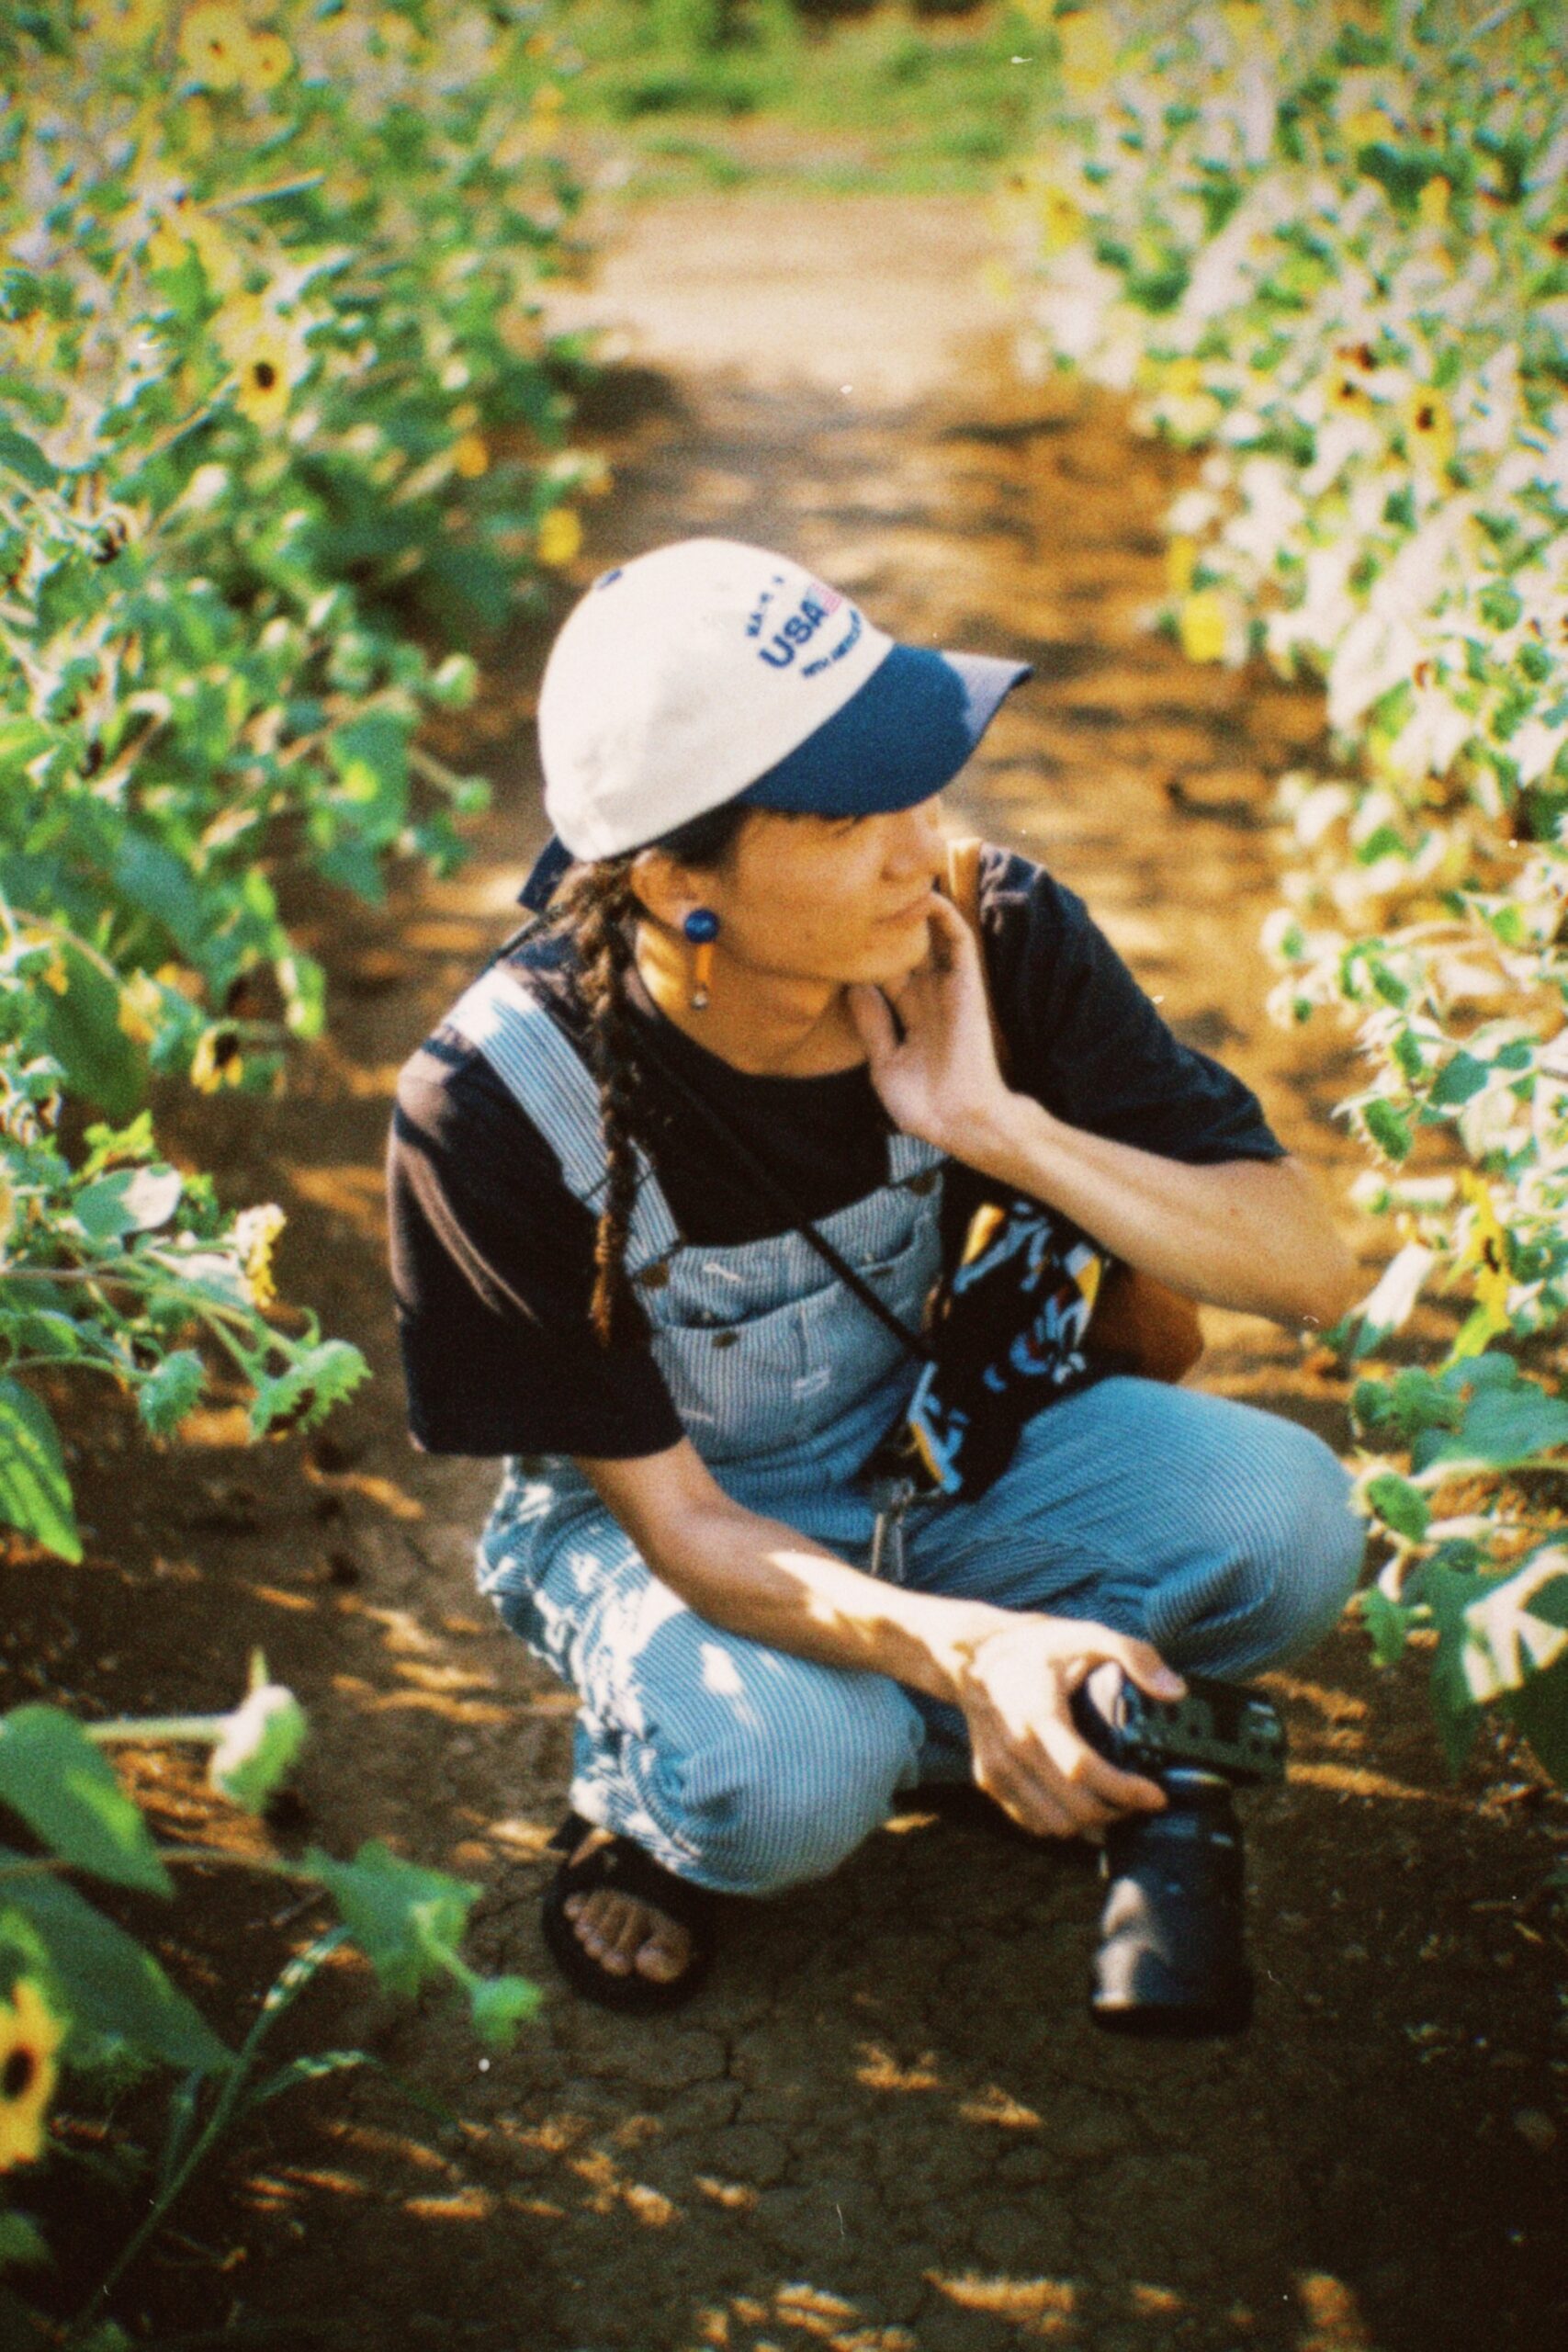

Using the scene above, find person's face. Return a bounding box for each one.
[639,796,949,990]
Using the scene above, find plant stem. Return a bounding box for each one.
[0,1844,309,1882]
[83,1716,221,1745]
[65,1928,348,2343]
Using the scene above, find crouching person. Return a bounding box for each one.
[387,538,1364,2016]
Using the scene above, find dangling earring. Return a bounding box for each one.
[682,908,720,1010]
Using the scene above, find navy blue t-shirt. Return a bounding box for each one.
[387,845,1285,1458]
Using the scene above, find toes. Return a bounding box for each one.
[636,1923,694,1983]
[609,1905,649,1971]
[572,1890,633,1972]
[568,1889,693,1984]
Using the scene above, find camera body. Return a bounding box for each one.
[1072,1666,1287,2039]
[1071,1668,1287,1787]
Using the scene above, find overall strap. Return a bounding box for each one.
[442,961,682,1270]
[629,1020,936,1368]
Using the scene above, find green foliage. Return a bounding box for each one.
[0,1865,234,2078]
[0,11,572,2308]
[0,1376,81,1564]
[306,1838,538,2046]
[1008,0,1568,1785]
[1,0,604,1557]
[560,0,1040,192]
[0,1708,171,1899]
[0,1675,539,2335]
[305,1839,474,2000]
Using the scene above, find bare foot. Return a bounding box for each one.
[560,1828,694,1984]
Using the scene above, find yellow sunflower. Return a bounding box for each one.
[147,199,244,298]
[536,507,582,568]
[178,4,254,92]
[1400,386,1456,475]
[1040,187,1084,255]
[214,296,310,428]
[83,0,163,45]
[232,1203,286,1309]
[0,1979,66,2173]
[1456,1170,1512,1324]
[245,30,294,90]
[1324,354,1376,415]
[2,311,59,373]
[1178,588,1232,664]
[191,1027,244,1093]
[1418,175,1451,230]
[1167,535,1199,596]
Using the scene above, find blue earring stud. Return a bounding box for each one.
[682,908,719,1010]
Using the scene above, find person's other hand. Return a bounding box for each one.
[950,1611,1186,1839]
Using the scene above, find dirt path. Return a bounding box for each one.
[13,195,1568,2352]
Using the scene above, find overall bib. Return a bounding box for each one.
[443,960,1365,1897]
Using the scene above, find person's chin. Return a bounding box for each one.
[855,936,929,988]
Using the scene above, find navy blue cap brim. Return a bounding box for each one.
[736,644,1032,820]
[516,644,1032,909]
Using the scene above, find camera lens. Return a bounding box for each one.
[1089,1768,1253,2037]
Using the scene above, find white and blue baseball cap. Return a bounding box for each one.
[521,537,1030,904]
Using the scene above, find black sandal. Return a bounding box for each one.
[539,1811,721,2014]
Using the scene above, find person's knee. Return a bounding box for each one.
[1226,1422,1364,1663]
[1269,1432,1366,1656]
[664,1675,919,1896]
[1150,1417,1364,1674]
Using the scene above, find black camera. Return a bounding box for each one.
[1070,1664,1287,2039]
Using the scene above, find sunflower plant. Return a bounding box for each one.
[0,2,605,1557]
[0,1657,537,2344]
[1003,0,1568,1784]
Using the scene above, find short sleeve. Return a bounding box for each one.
[386,1031,683,1459]
[980,847,1287,1165]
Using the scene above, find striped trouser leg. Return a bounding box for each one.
[479,1497,926,1897]
[897,1374,1366,1769]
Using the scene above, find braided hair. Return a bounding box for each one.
[547,800,750,1347]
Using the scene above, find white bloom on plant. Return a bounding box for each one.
[209,1675,309,1810]
[1301,412,1382,500]
[1455,345,1523,457]
[1165,487,1220,537]
[1030,250,1123,368]
[1275,542,1359,662]
[1353,1240,1438,1340]
[1501,718,1567,787]
[1287,780,1355,848]
[1329,608,1426,731]
[1183,217,1263,327]
[1460,1551,1568,1708]
[1222,457,1306,570]
[1384,685,1477,785]
[1235,57,1278,164]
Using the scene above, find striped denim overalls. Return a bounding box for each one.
[443,959,1366,1897]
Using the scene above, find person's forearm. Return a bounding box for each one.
[604,1477,999,1705]
[961,1092,1358,1327]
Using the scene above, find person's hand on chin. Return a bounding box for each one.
[846,895,1015,1156]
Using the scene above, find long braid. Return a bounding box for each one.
[551,857,642,1347]
[543,797,749,1349]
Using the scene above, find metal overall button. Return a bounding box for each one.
[712,1329,740,1350]
[636,1259,671,1290]
[904,1169,939,1196]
